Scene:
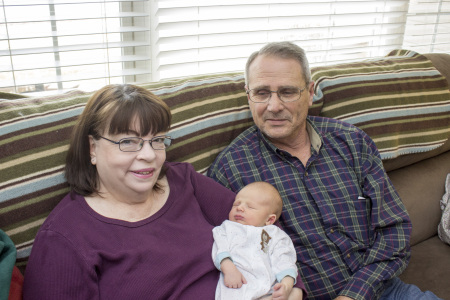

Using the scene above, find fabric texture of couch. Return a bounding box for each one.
[1,50,449,299]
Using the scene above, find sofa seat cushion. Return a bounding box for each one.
[399,236,450,299]
[388,151,450,246]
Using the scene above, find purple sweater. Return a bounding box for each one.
[23,162,236,300]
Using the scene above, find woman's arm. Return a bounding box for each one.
[23,229,98,299]
[188,164,236,226]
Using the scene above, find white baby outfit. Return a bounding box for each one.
[212,220,298,300]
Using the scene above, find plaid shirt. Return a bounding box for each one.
[208,116,412,300]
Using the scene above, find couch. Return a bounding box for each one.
[1,49,449,299]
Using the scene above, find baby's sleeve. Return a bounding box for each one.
[211,222,232,270]
[269,228,298,283]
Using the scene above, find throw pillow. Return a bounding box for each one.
[309,49,450,160]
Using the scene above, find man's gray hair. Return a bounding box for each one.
[244,41,311,86]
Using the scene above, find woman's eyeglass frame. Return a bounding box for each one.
[99,136,172,152]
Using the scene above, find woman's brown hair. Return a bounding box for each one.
[65,84,172,196]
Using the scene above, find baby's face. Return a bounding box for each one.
[229,187,275,227]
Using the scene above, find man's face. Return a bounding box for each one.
[246,54,314,147]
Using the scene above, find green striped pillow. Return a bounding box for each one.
[310,49,450,160]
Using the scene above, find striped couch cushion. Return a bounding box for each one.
[144,73,252,174]
[310,49,450,160]
[0,73,251,271]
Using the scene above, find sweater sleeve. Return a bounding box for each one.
[23,229,98,300]
[211,222,232,270]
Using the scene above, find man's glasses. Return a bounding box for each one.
[99,136,172,152]
[246,86,306,103]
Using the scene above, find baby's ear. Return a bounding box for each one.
[265,214,277,225]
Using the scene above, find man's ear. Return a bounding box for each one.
[244,84,251,102]
[265,214,277,225]
[307,81,315,107]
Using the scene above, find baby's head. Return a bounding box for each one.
[229,182,283,227]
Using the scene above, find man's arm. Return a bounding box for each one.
[339,134,412,299]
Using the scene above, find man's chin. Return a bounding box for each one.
[262,128,290,141]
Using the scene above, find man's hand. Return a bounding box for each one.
[335,296,354,300]
[220,258,247,288]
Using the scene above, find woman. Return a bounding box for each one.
[23,84,305,299]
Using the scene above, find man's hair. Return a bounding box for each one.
[245,41,311,86]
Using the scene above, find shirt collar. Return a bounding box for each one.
[306,117,322,154]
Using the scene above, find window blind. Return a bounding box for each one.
[152,0,410,81]
[403,0,450,53]
[0,0,150,95]
[1,0,448,95]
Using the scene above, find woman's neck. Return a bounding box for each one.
[85,177,170,222]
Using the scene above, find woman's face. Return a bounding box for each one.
[89,123,167,202]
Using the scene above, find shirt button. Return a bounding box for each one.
[347,254,351,258]
[305,171,308,177]
[330,229,334,233]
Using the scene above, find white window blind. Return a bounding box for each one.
[0,0,150,95]
[152,0,410,81]
[403,0,450,53]
[1,0,449,95]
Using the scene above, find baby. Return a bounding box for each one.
[212,182,300,300]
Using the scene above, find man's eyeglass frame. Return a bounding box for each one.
[246,86,307,103]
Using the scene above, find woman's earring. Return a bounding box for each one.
[91,157,96,165]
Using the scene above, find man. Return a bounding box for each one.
[208,42,441,300]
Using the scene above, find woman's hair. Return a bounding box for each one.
[245,41,311,86]
[65,84,172,196]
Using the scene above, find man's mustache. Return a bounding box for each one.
[263,113,292,121]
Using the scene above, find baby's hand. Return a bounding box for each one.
[272,282,290,300]
[272,277,299,300]
[220,258,247,288]
[224,268,247,288]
